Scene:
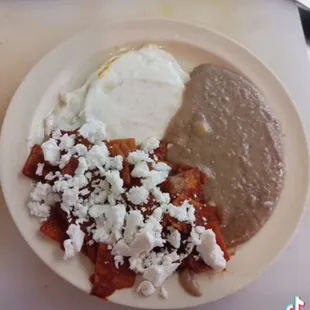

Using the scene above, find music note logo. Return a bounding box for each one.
[286,296,305,310]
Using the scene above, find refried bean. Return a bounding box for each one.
[164,64,284,248]
[179,268,202,297]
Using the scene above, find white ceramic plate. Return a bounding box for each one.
[0,18,309,309]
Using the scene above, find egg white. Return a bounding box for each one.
[48,45,189,143]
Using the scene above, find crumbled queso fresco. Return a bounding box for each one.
[27,120,226,298]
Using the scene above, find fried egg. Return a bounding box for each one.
[47,45,189,143]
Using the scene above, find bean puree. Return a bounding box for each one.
[178,268,202,297]
[165,64,284,248]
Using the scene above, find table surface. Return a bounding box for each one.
[1,1,310,309]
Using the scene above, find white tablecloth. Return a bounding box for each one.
[1,1,310,309]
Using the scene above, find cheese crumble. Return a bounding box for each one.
[26,119,227,299]
[41,138,60,165]
[126,186,149,205]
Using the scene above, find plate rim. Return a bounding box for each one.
[1,17,309,309]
